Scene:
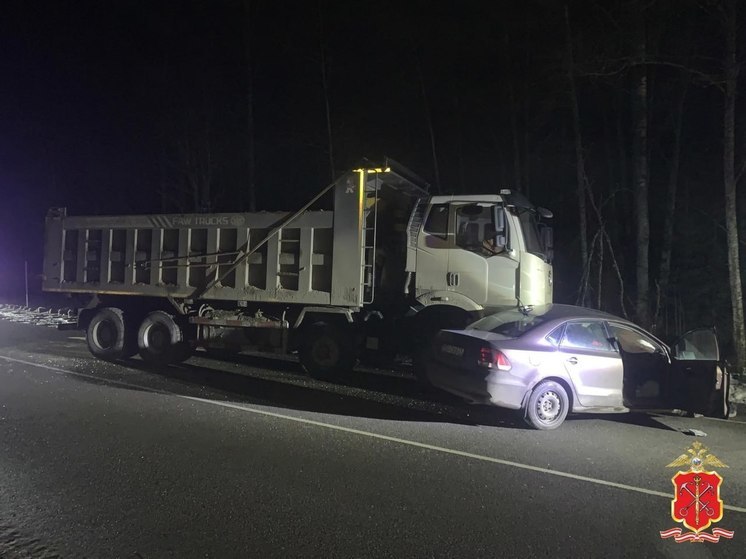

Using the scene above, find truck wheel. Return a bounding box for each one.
[171,342,194,364]
[412,309,470,390]
[524,380,570,430]
[86,307,133,361]
[137,311,186,365]
[299,323,356,380]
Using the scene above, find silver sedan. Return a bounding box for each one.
[424,304,731,430]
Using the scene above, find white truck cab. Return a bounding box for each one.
[411,191,553,315]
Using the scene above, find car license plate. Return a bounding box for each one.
[440,344,464,357]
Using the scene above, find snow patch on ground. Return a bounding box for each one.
[0,304,77,328]
[730,376,746,405]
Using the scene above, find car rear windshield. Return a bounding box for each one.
[469,310,548,338]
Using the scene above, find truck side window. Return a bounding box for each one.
[454,204,504,256]
[424,204,449,239]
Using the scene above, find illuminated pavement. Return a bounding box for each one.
[0,318,745,558]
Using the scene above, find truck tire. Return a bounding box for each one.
[299,323,356,380]
[137,311,188,366]
[86,307,134,361]
[412,308,470,390]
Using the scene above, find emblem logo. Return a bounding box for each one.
[660,441,735,543]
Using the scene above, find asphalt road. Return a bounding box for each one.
[0,317,745,558]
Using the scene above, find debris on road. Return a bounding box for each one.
[0,304,77,328]
[682,428,707,437]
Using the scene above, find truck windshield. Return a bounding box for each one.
[468,309,549,338]
[516,210,545,259]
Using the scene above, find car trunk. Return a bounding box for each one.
[430,330,497,370]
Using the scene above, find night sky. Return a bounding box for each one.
[0,1,742,342]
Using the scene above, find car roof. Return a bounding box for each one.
[507,303,621,322]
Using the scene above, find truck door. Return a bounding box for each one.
[415,202,450,295]
[448,203,517,306]
[667,328,730,417]
[415,201,517,307]
[447,203,489,304]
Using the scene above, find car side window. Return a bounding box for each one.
[560,321,612,351]
[607,323,664,355]
[546,325,564,346]
[424,204,449,239]
[673,329,718,360]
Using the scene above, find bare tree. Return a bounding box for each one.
[319,2,335,182]
[244,0,257,211]
[502,31,522,192]
[179,106,213,213]
[653,75,688,333]
[564,6,590,305]
[722,0,746,373]
[632,9,650,328]
[413,46,441,193]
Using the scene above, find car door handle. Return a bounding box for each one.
[566,357,578,365]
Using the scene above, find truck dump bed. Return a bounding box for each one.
[42,167,427,308]
[43,208,339,304]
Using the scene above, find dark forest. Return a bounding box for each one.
[1,0,745,369]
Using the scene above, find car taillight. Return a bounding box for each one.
[477,347,511,370]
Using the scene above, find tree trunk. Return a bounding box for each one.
[564,6,589,305]
[455,96,465,191]
[244,0,257,211]
[319,3,335,182]
[414,50,440,193]
[653,77,687,334]
[504,31,522,192]
[632,13,650,328]
[723,0,746,373]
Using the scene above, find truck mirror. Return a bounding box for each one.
[540,225,553,250]
[537,207,553,219]
[493,206,505,233]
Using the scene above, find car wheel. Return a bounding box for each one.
[524,380,570,430]
[86,307,135,361]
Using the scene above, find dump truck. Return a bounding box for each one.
[42,159,554,380]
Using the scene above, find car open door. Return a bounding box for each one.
[667,328,730,418]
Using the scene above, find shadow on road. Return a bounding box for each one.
[570,410,680,432]
[0,318,695,433]
[60,350,532,430]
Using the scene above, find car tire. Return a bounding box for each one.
[299,322,356,380]
[86,307,136,361]
[137,311,185,366]
[524,380,570,430]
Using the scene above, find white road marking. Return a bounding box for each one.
[1,353,745,514]
[67,336,86,341]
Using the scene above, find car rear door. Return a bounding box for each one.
[558,320,624,408]
[667,328,730,417]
